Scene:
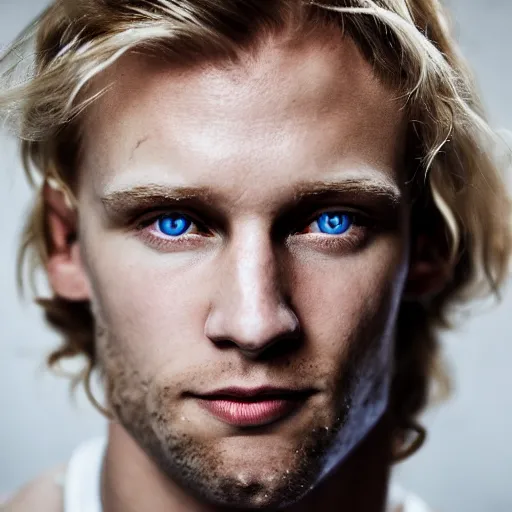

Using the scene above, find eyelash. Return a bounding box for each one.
[135,209,372,252]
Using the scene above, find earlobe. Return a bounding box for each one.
[44,181,91,301]
[403,234,452,301]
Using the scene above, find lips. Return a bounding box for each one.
[193,387,313,427]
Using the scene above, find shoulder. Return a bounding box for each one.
[2,465,66,512]
[389,484,434,512]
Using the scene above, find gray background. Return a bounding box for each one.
[0,1,511,510]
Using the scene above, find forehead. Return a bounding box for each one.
[80,30,407,201]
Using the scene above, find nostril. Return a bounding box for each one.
[238,330,303,361]
[210,337,239,350]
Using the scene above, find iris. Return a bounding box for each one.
[157,215,192,236]
[316,213,352,235]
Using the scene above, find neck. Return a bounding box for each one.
[102,417,393,512]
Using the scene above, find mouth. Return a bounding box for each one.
[191,387,315,428]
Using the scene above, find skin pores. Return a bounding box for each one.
[75,30,409,509]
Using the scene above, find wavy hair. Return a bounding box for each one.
[1,0,510,453]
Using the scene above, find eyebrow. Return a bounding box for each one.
[100,178,402,219]
[292,178,401,205]
[101,184,215,214]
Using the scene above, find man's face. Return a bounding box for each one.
[76,31,409,509]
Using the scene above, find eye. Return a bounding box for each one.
[156,214,194,237]
[305,212,354,235]
[135,212,206,251]
[290,210,370,252]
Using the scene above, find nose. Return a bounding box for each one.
[204,228,301,359]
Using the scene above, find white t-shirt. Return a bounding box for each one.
[61,437,433,512]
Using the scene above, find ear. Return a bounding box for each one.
[44,179,91,301]
[403,233,452,301]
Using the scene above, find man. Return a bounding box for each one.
[2,0,510,511]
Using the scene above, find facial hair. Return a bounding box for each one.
[94,311,391,511]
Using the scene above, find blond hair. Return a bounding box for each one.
[1,0,510,448]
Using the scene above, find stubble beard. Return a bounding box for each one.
[95,324,357,510]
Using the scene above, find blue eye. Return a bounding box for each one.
[316,212,353,235]
[156,214,192,237]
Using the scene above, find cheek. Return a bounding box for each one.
[288,239,407,369]
[80,233,213,371]
[287,241,407,455]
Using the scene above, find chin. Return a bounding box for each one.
[183,464,319,511]
[137,415,344,510]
